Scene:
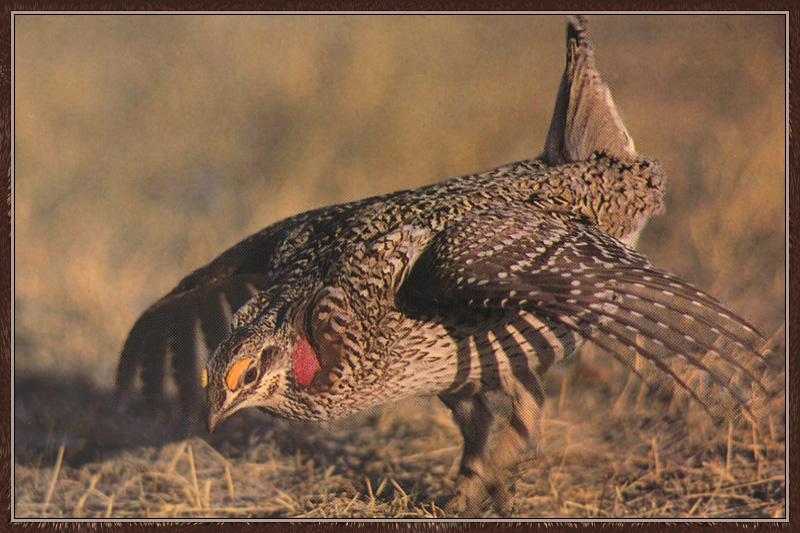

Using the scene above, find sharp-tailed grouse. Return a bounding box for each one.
[115,16,773,515]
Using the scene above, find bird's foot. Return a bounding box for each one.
[445,469,513,517]
[487,479,513,516]
[444,483,486,517]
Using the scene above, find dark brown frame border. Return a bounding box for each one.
[1,3,794,531]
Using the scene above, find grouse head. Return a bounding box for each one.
[202,309,305,431]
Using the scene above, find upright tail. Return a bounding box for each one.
[543,15,638,165]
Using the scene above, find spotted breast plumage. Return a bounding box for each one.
[114,16,773,515]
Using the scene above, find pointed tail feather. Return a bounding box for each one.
[544,15,638,165]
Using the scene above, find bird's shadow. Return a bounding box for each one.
[13,371,370,470]
[12,371,445,501]
[15,372,179,466]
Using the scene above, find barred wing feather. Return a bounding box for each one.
[401,207,771,421]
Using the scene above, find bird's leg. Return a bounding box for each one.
[486,363,545,515]
[439,392,496,516]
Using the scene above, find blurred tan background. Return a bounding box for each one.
[14,14,785,386]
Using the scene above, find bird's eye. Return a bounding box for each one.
[244,366,258,385]
[226,357,256,391]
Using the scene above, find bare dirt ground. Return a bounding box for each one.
[13,15,786,519]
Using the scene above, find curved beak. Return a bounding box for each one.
[207,411,223,433]
[206,395,246,433]
[206,391,230,433]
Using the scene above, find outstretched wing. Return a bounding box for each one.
[115,209,328,417]
[400,207,771,421]
[543,15,638,165]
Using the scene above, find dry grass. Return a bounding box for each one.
[12,365,786,518]
[13,14,785,519]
